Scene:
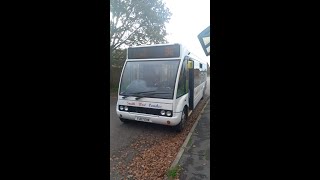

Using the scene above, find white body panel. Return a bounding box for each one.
[118,99,173,110]
[116,110,182,126]
[193,81,206,109]
[116,43,206,126]
[116,96,182,126]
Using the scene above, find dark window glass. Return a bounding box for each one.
[119,60,180,99]
[194,61,201,87]
[128,44,180,59]
[177,59,188,98]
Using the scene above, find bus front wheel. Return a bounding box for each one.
[175,108,187,132]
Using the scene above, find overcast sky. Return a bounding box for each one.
[164,0,210,65]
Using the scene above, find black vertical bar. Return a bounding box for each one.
[189,60,194,110]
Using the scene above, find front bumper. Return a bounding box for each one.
[116,109,182,126]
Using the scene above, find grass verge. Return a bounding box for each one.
[187,137,192,147]
[166,165,181,180]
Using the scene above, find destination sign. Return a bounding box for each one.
[128,44,180,59]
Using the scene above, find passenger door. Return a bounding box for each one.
[188,58,194,110]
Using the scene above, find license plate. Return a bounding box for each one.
[135,116,151,122]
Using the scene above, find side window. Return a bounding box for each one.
[177,59,187,98]
[194,61,201,87]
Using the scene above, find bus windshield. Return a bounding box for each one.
[119,60,180,99]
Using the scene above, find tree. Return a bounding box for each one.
[111,49,126,68]
[110,0,172,54]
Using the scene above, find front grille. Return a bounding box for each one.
[128,106,161,116]
[119,105,172,117]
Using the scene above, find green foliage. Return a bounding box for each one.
[110,0,172,88]
[111,48,126,67]
[187,136,193,147]
[110,85,118,93]
[166,165,181,179]
[110,0,172,53]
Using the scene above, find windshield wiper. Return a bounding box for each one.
[121,91,132,99]
[120,92,129,99]
[126,90,158,99]
[121,92,148,99]
[135,92,171,97]
[121,94,141,99]
[122,91,170,100]
[143,92,170,94]
[134,90,158,94]
[122,95,129,99]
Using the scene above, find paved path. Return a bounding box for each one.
[178,100,211,179]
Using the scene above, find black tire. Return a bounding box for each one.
[175,108,187,132]
[120,118,129,123]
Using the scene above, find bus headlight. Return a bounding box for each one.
[166,111,172,117]
[119,105,124,111]
[160,110,165,116]
[124,106,129,111]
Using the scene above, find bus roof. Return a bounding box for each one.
[128,43,182,49]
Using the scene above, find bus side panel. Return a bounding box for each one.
[193,82,205,108]
[174,94,189,114]
[192,59,207,109]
